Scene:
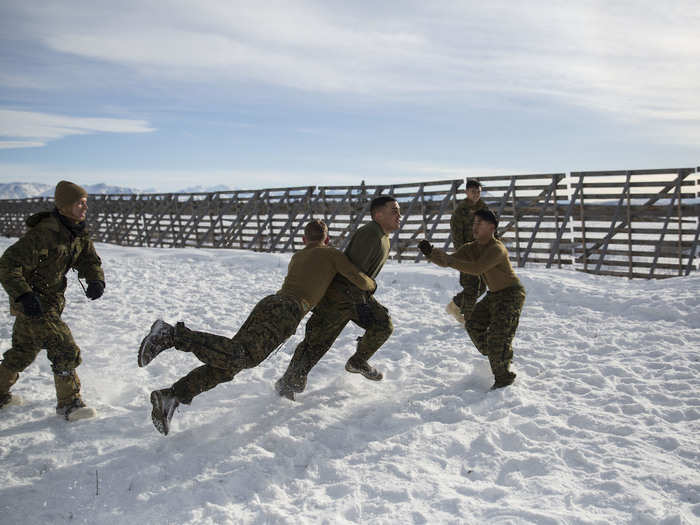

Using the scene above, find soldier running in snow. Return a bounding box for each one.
[138,219,376,435]
[274,195,400,400]
[0,181,105,420]
[446,179,489,325]
[419,209,525,390]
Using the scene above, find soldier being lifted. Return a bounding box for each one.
[420,209,525,390]
[446,179,488,324]
[137,219,376,435]
[274,195,400,400]
[0,181,105,420]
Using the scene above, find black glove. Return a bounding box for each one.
[85,280,105,300]
[16,292,43,317]
[356,302,375,327]
[418,239,433,257]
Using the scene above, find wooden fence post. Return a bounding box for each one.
[626,172,633,279]
[676,175,683,276]
[578,173,587,273]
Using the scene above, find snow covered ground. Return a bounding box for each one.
[0,239,698,525]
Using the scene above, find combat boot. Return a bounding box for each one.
[54,370,96,421]
[491,372,517,390]
[275,379,296,401]
[0,363,19,410]
[274,374,306,401]
[57,398,96,421]
[445,300,465,325]
[345,357,383,381]
[150,388,180,435]
[138,319,175,367]
[0,393,13,409]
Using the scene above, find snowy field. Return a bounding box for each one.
[0,239,698,525]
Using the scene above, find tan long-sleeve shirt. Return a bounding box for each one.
[279,244,376,309]
[431,238,519,292]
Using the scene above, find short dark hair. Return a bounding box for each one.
[304,219,328,242]
[466,179,482,190]
[370,195,397,217]
[475,208,498,228]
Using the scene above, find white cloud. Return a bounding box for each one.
[0,109,154,146]
[0,141,45,149]
[3,2,699,139]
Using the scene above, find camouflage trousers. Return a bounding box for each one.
[2,310,81,374]
[465,283,526,380]
[1,310,83,407]
[279,292,393,390]
[452,273,486,321]
[170,294,305,404]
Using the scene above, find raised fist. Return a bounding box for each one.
[418,240,433,257]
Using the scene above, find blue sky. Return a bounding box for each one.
[1,1,698,192]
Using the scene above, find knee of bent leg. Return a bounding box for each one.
[47,344,82,373]
[372,304,393,337]
[236,350,265,370]
[2,348,38,372]
[2,355,34,373]
[384,316,394,338]
[366,312,393,342]
[369,319,393,348]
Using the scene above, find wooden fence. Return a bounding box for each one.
[0,167,698,278]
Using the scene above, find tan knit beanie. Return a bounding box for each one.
[54,180,88,210]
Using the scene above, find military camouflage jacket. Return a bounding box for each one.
[450,198,488,249]
[0,210,104,314]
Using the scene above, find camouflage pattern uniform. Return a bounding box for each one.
[466,283,526,382]
[279,220,392,392]
[0,210,104,409]
[450,198,488,320]
[171,294,305,404]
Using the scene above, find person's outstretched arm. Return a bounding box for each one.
[427,244,505,276]
[333,250,377,292]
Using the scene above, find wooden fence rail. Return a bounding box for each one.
[0,168,698,279]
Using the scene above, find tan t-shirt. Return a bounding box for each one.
[443,238,519,292]
[344,220,391,279]
[279,244,376,309]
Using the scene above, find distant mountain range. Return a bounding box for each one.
[0,183,54,200]
[0,182,235,200]
[177,184,233,193]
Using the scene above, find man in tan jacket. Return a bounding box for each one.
[138,219,376,435]
[421,209,525,389]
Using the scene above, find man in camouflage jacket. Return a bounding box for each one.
[447,179,488,324]
[0,181,105,420]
